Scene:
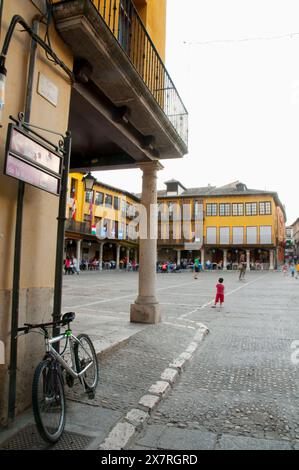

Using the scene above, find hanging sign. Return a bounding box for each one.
[4,124,63,196]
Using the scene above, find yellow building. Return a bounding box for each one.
[65,172,139,268]
[157,180,286,270]
[0,0,187,425]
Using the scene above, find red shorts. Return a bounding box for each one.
[215,294,224,304]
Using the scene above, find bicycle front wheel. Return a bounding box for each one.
[74,334,99,391]
[32,359,66,444]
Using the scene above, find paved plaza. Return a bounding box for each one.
[1,269,299,450]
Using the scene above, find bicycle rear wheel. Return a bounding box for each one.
[32,359,66,444]
[74,334,99,391]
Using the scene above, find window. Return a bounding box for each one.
[114,196,120,210]
[245,203,257,216]
[219,203,231,216]
[100,219,109,238]
[182,202,191,221]
[232,203,244,216]
[94,191,104,206]
[259,201,271,215]
[110,220,116,238]
[70,178,76,198]
[219,227,230,244]
[260,226,272,244]
[232,227,244,244]
[85,190,93,203]
[246,227,257,244]
[194,201,203,219]
[105,194,113,207]
[118,223,125,240]
[206,203,217,216]
[127,203,136,218]
[121,200,126,217]
[206,227,217,244]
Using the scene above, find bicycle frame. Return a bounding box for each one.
[46,332,93,382]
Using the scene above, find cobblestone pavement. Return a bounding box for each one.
[2,270,299,450]
[128,272,299,450]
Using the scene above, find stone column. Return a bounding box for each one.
[200,247,205,270]
[246,249,250,270]
[269,249,274,270]
[126,248,130,269]
[76,239,82,263]
[177,249,181,267]
[223,249,228,270]
[99,242,104,271]
[116,244,121,270]
[76,239,82,272]
[276,247,280,270]
[130,162,163,324]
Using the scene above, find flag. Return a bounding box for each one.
[71,198,76,220]
[89,192,94,222]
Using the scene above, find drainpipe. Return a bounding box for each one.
[7,18,40,424]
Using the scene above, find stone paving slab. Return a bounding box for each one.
[158,427,216,450]
[218,434,292,450]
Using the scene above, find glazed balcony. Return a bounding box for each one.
[53,0,188,161]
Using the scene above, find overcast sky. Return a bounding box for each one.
[95,0,299,224]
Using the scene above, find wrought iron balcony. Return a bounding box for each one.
[90,0,188,145]
[65,219,92,235]
[53,0,188,157]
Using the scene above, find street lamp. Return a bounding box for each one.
[82,171,96,191]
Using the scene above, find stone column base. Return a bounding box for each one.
[130,302,161,324]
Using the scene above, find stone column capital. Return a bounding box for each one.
[139,160,164,174]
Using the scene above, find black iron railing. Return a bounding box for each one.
[90,0,188,146]
[65,219,91,234]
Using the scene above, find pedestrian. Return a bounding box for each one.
[282,264,288,276]
[194,256,200,279]
[211,277,224,308]
[238,253,246,281]
[290,264,295,278]
[72,256,80,275]
[64,256,72,274]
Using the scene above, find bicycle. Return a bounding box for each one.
[17,312,99,444]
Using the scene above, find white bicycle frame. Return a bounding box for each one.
[46,333,93,384]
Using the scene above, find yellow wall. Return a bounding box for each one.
[135,0,167,61]
[204,195,277,245]
[0,1,73,290]
[0,0,73,424]
[158,194,285,247]
[67,173,138,232]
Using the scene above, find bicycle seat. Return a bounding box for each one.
[62,312,75,325]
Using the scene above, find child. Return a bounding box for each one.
[211,277,224,308]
